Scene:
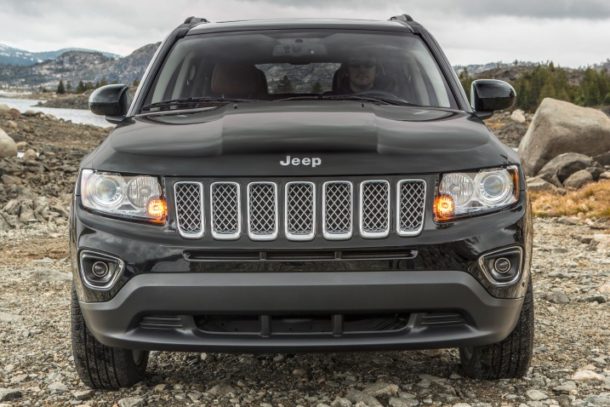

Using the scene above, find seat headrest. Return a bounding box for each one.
[211,63,267,98]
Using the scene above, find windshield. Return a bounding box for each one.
[142,30,456,111]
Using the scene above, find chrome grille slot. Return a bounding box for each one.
[323,181,353,240]
[174,182,204,239]
[359,180,390,238]
[174,178,426,241]
[285,182,315,241]
[397,180,426,236]
[247,182,278,241]
[210,182,241,240]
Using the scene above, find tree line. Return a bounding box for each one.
[459,63,610,111]
[40,79,141,95]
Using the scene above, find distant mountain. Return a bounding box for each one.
[0,43,120,66]
[0,43,159,89]
[0,43,606,92]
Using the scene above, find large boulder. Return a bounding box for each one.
[563,170,593,189]
[537,153,601,186]
[518,98,610,176]
[0,128,17,158]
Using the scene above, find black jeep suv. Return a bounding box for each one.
[71,15,533,389]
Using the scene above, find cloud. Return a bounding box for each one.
[0,0,608,67]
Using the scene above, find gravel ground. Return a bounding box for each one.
[0,218,609,407]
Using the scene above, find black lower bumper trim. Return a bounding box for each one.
[79,270,524,352]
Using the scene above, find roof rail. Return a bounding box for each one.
[389,14,414,23]
[183,16,210,25]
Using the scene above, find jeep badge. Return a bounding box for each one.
[280,155,322,168]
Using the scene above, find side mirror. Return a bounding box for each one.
[470,79,516,119]
[89,84,130,124]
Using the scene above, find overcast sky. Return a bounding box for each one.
[1,0,609,67]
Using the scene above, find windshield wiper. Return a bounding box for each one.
[141,97,254,112]
[275,94,420,107]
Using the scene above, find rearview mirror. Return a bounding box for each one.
[471,79,516,119]
[89,84,130,124]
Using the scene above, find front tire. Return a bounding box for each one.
[71,288,149,389]
[459,278,534,379]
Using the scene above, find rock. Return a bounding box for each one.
[331,398,353,407]
[452,404,472,407]
[389,397,420,407]
[526,176,558,192]
[594,151,610,166]
[0,104,10,112]
[518,98,610,176]
[5,120,17,130]
[563,169,593,189]
[546,289,570,304]
[31,269,72,282]
[585,393,610,406]
[537,153,600,186]
[363,382,399,397]
[22,149,37,161]
[511,109,526,123]
[526,389,548,401]
[572,369,605,382]
[599,282,610,294]
[72,389,94,400]
[118,397,145,407]
[345,390,383,407]
[153,383,167,392]
[0,312,21,322]
[0,388,22,402]
[600,171,610,180]
[553,381,577,394]
[292,368,307,377]
[0,129,17,159]
[48,382,68,393]
[207,382,237,396]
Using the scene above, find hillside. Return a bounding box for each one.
[0,43,159,89]
[0,43,119,66]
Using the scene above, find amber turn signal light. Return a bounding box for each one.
[147,198,167,223]
[434,194,455,221]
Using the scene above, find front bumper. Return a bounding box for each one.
[70,191,532,352]
[80,270,523,352]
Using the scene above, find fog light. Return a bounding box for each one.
[493,257,512,274]
[478,247,523,286]
[91,261,110,278]
[79,251,124,290]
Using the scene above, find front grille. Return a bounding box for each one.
[210,182,240,240]
[174,177,426,241]
[397,180,426,236]
[247,182,278,241]
[285,182,315,240]
[174,182,204,238]
[323,181,353,240]
[360,180,390,238]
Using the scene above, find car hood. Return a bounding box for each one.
[87,101,518,176]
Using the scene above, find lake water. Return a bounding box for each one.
[0,96,112,128]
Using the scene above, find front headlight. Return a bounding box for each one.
[434,166,519,221]
[80,169,167,223]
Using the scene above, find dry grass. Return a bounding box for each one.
[530,179,610,219]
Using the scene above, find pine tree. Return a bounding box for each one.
[277,75,294,93]
[57,80,65,95]
[311,81,323,94]
[76,80,86,93]
[66,82,72,93]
